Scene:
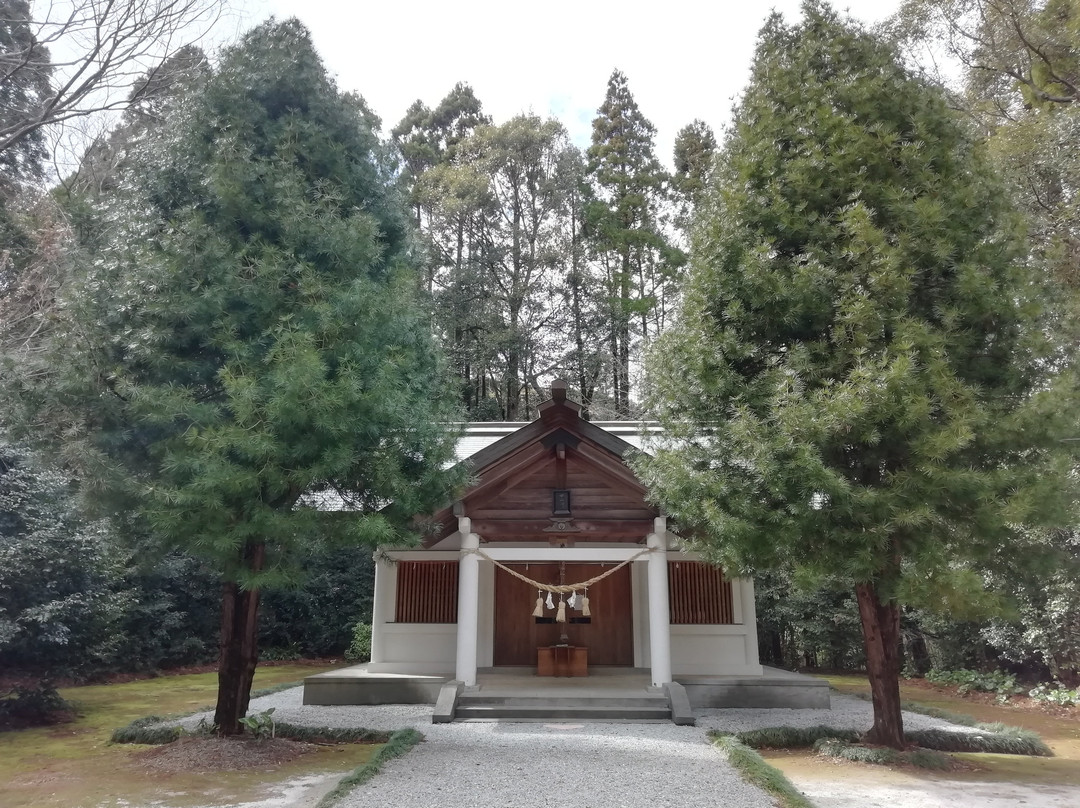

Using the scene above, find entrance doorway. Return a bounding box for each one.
[492,562,633,667]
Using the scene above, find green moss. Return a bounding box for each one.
[0,662,342,806]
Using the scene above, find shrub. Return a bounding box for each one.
[238,708,276,739]
[0,683,74,729]
[345,621,372,663]
[1029,683,1080,707]
[925,668,1023,698]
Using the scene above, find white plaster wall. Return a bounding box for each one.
[666,576,764,677]
[370,548,764,678]
[368,551,460,675]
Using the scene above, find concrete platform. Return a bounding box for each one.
[676,666,830,709]
[303,667,449,705]
[302,664,828,710]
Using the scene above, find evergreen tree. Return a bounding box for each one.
[671,119,717,237]
[13,19,462,734]
[0,1,51,328]
[392,83,489,293]
[585,70,680,416]
[639,1,1075,748]
[415,112,584,420]
[0,444,127,688]
[891,0,1080,298]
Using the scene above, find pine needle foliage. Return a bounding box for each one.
[641,0,1071,601]
[11,18,463,733]
[638,0,1076,747]
[20,16,463,585]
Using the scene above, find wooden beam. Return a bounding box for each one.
[482,546,649,561]
[469,442,551,499]
[472,519,653,540]
[571,442,649,495]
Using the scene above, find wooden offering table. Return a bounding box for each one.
[537,645,588,677]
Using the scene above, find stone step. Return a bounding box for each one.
[453,692,671,722]
[459,695,667,709]
[453,703,672,721]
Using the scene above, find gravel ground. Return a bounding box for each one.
[696,696,978,735]
[171,689,981,808]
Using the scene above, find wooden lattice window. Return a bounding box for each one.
[395,561,458,623]
[669,561,734,624]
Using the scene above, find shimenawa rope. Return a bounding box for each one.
[463,547,650,593]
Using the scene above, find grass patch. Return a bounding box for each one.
[813,738,951,770]
[275,723,389,744]
[111,715,391,747]
[814,738,900,765]
[110,716,184,745]
[836,691,1051,756]
[710,732,817,808]
[0,662,346,808]
[906,727,1052,757]
[908,747,954,770]
[899,699,979,727]
[842,688,981,726]
[731,721,1050,759]
[736,725,859,749]
[316,728,423,808]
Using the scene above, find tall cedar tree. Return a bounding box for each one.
[638,2,1074,748]
[15,19,462,734]
[424,115,580,420]
[585,70,676,416]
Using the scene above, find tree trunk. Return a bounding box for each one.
[214,542,265,735]
[855,581,905,749]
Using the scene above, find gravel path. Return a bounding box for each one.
[174,688,979,808]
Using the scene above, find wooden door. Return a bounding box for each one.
[493,562,633,667]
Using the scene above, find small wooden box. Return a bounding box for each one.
[537,645,587,677]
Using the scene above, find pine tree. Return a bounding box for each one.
[14,19,462,734]
[639,1,1075,748]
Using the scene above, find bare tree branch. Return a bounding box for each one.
[0,0,227,159]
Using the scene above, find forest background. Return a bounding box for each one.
[1,0,1079,715]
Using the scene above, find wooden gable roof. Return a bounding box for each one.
[426,381,658,545]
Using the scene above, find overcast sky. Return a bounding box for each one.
[234,1,903,166]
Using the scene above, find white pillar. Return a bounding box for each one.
[647,516,672,687]
[739,577,762,668]
[455,517,481,686]
[368,554,392,664]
